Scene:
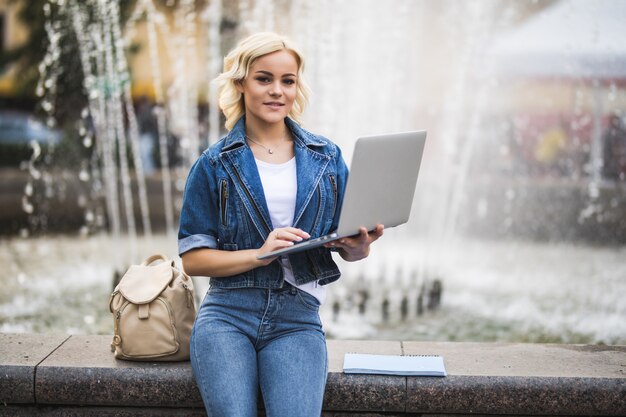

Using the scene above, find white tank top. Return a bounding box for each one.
[255,157,326,304]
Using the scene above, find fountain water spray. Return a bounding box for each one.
[24,0,625,339]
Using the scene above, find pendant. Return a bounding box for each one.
[268,149,274,154]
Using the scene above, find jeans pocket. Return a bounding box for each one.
[295,289,321,311]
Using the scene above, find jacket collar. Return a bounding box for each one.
[221,118,247,152]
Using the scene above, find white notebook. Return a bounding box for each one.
[343,353,447,377]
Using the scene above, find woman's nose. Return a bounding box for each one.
[269,82,282,96]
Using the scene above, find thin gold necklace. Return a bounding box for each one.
[245,135,289,155]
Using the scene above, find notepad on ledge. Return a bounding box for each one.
[343,353,447,377]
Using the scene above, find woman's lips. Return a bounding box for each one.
[264,102,284,108]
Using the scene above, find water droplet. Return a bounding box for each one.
[505,189,516,200]
[578,204,596,222]
[84,75,95,88]
[30,140,42,160]
[607,91,616,102]
[22,196,34,214]
[83,136,93,148]
[24,181,33,197]
[79,169,90,182]
[476,198,488,218]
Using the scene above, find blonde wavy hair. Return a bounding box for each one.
[215,32,311,131]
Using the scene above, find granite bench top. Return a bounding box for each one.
[1,333,625,416]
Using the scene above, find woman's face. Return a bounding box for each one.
[237,49,299,128]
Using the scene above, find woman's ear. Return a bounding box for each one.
[235,80,244,94]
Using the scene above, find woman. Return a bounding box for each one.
[178,32,383,417]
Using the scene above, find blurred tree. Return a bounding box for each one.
[0,0,48,110]
[0,0,145,121]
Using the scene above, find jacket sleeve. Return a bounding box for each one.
[178,154,219,256]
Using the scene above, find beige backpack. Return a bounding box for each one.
[109,254,196,361]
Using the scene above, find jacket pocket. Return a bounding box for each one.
[219,179,229,227]
[329,174,338,218]
[308,183,325,236]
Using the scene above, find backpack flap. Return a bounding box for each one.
[117,259,174,304]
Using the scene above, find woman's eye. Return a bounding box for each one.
[283,79,296,85]
[255,77,271,83]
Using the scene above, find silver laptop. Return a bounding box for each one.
[257,130,427,260]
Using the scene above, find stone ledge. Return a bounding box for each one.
[35,335,201,408]
[406,376,626,415]
[0,333,70,404]
[1,333,625,416]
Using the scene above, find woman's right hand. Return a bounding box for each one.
[256,227,310,265]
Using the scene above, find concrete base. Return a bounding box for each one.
[1,333,625,416]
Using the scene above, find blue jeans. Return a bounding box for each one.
[190,284,328,417]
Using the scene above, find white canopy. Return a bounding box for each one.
[490,0,626,79]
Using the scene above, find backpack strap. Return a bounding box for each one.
[138,304,150,319]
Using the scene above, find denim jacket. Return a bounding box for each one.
[178,116,349,288]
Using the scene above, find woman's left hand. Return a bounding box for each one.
[324,224,384,262]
